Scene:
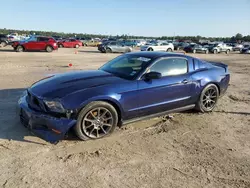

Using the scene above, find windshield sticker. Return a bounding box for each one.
[136,57,151,62]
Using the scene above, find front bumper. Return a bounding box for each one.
[18,95,76,143]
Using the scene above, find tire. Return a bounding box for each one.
[226,49,230,54]
[213,49,218,54]
[167,48,172,52]
[16,45,24,52]
[205,50,209,54]
[106,48,112,53]
[195,84,219,113]
[147,48,153,51]
[74,101,118,141]
[59,44,63,48]
[193,49,196,53]
[0,41,7,47]
[75,44,79,48]
[125,48,132,53]
[46,46,53,52]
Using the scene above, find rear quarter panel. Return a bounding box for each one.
[190,67,230,101]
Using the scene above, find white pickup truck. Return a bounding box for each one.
[209,43,233,54]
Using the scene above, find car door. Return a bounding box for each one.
[24,37,38,50]
[136,57,193,117]
[109,42,119,52]
[63,40,70,47]
[117,42,126,52]
[36,37,48,50]
[70,39,76,48]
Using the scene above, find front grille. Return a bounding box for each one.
[27,91,46,112]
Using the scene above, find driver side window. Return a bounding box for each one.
[149,58,188,76]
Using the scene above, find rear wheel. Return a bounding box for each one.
[59,44,63,48]
[46,46,53,52]
[125,48,132,53]
[0,41,7,47]
[193,49,196,53]
[74,101,118,141]
[75,44,79,48]
[195,84,219,113]
[148,48,153,51]
[205,50,209,54]
[16,45,24,52]
[167,48,172,52]
[106,48,112,53]
[226,49,230,54]
[213,49,218,54]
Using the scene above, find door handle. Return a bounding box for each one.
[182,79,189,84]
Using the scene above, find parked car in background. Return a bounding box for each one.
[0,34,9,47]
[174,42,190,50]
[18,51,230,143]
[136,40,147,47]
[183,44,209,54]
[140,42,174,52]
[121,40,137,47]
[98,41,132,53]
[12,36,58,52]
[58,39,82,48]
[232,44,244,51]
[208,43,232,54]
[83,40,101,47]
[240,45,250,54]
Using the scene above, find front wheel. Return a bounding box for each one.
[213,49,218,54]
[167,48,172,52]
[193,49,196,53]
[0,41,7,47]
[74,101,118,141]
[226,49,230,54]
[59,44,63,48]
[148,48,153,51]
[106,48,112,53]
[195,84,219,113]
[46,46,53,52]
[16,45,24,52]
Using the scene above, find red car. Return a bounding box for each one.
[57,39,82,48]
[12,36,58,52]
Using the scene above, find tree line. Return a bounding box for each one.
[0,28,249,42]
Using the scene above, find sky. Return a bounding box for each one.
[0,0,249,37]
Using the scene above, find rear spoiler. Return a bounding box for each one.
[208,61,228,72]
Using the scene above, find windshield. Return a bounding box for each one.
[99,54,152,80]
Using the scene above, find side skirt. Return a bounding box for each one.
[122,104,195,125]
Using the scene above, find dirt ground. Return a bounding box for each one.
[0,46,250,188]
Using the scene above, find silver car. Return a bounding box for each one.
[104,42,132,53]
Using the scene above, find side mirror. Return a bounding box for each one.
[143,72,162,80]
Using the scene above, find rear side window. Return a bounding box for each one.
[149,58,188,76]
[37,37,49,42]
[109,42,117,45]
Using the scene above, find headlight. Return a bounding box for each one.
[44,100,65,113]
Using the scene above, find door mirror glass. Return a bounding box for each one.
[143,72,162,80]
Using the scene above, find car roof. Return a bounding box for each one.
[127,51,190,59]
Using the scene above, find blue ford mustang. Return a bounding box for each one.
[18,52,230,143]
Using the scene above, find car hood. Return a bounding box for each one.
[29,70,124,99]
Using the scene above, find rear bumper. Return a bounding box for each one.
[18,95,76,143]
